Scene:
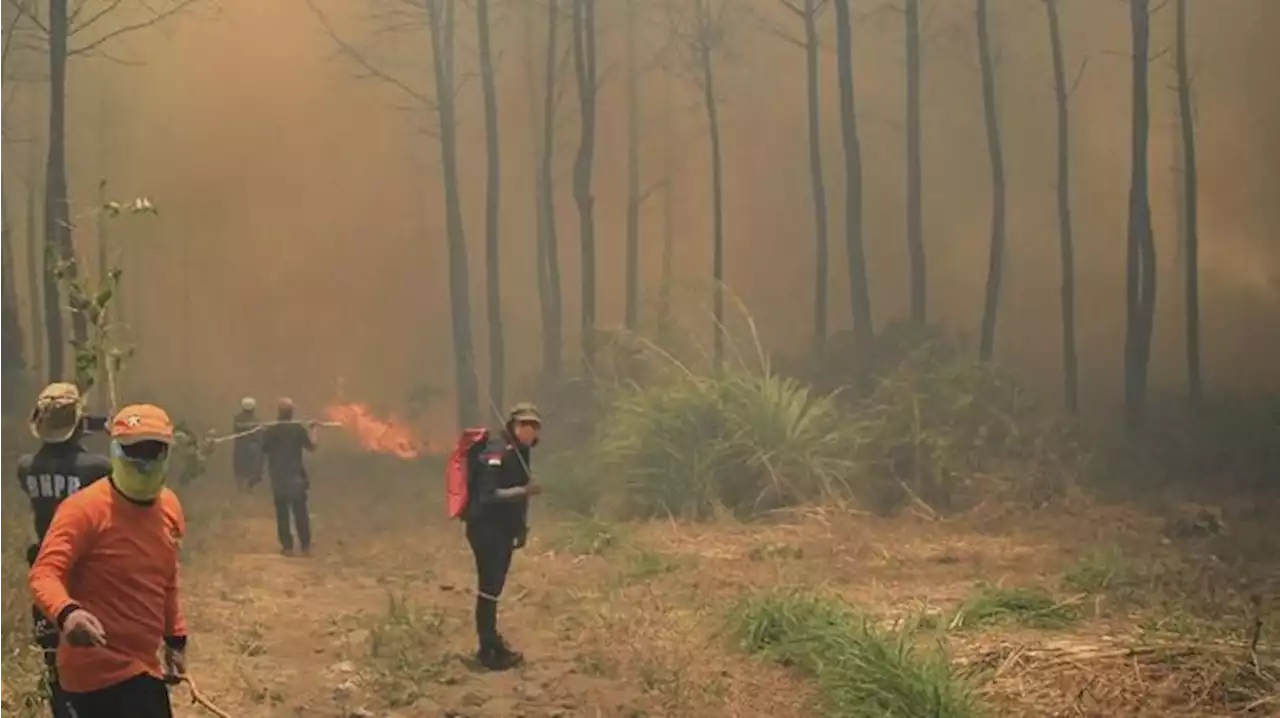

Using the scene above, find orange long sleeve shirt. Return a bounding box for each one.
[28,479,188,693]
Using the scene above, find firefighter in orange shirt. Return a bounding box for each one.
[29,404,188,718]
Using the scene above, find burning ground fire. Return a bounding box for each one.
[322,402,439,459]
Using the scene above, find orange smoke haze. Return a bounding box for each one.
[1,0,1277,431]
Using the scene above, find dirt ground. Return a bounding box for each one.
[156,454,1276,718]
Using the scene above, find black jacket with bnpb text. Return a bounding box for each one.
[16,440,112,561]
[465,434,532,537]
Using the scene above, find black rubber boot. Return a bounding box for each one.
[477,635,523,671]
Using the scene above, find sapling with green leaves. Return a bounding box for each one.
[49,196,157,410]
[51,195,215,483]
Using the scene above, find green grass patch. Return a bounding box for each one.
[950,585,1080,630]
[365,594,449,707]
[733,590,983,718]
[548,518,626,556]
[1061,546,1143,594]
[621,548,681,581]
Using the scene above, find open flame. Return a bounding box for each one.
[323,402,424,459]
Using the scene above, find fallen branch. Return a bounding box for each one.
[168,674,233,718]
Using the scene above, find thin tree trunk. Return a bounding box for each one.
[658,68,675,335]
[1172,93,1186,276]
[45,0,84,383]
[833,0,874,361]
[975,0,1007,362]
[571,0,598,370]
[1124,0,1156,432]
[524,0,553,379]
[1175,0,1201,408]
[539,0,564,380]
[25,169,44,376]
[695,0,726,370]
[803,0,830,358]
[427,0,481,429]
[624,0,641,330]
[477,0,506,412]
[1,187,26,404]
[904,0,926,325]
[1046,0,1079,414]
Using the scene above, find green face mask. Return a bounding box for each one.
[110,440,170,501]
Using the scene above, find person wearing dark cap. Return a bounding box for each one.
[260,397,318,556]
[16,383,112,718]
[463,402,544,670]
[29,403,188,718]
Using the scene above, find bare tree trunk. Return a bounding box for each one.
[45,0,85,383]
[802,0,830,358]
[1124,0,1156,432]
[975,0,1007,362]
[477,0,506,411]
[624,0,641,330]
[658,67,675,335]
[1045,0,1079,414]
[1172,93,1186,278]
[523,0,552,385]
[833,0,874,361]
[904,0,926,326]
[427,0,480,429]
[571,0,598,370]
[2,186,26,407]
[538,0,564,380]
[25,168,44,377]
[1175,0,1201,408]
[693,0,727,369]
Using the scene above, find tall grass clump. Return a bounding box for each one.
[734,591,982,718]
[548,288,867,519]
[591,366,865,519]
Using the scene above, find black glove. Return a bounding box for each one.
[513,528,529,550]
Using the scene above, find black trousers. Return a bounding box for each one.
[466,521,514,651]
[273,490,311,552]
[67,674,172,718]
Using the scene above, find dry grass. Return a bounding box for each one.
[3,434,1278,716]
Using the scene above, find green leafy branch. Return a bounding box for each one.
[50,196,158,411]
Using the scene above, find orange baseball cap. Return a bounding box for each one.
[110,404,176,446]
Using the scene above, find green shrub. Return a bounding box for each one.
[734,591,982,718]
[782,321,1082,514]
[550,300,1082,518]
